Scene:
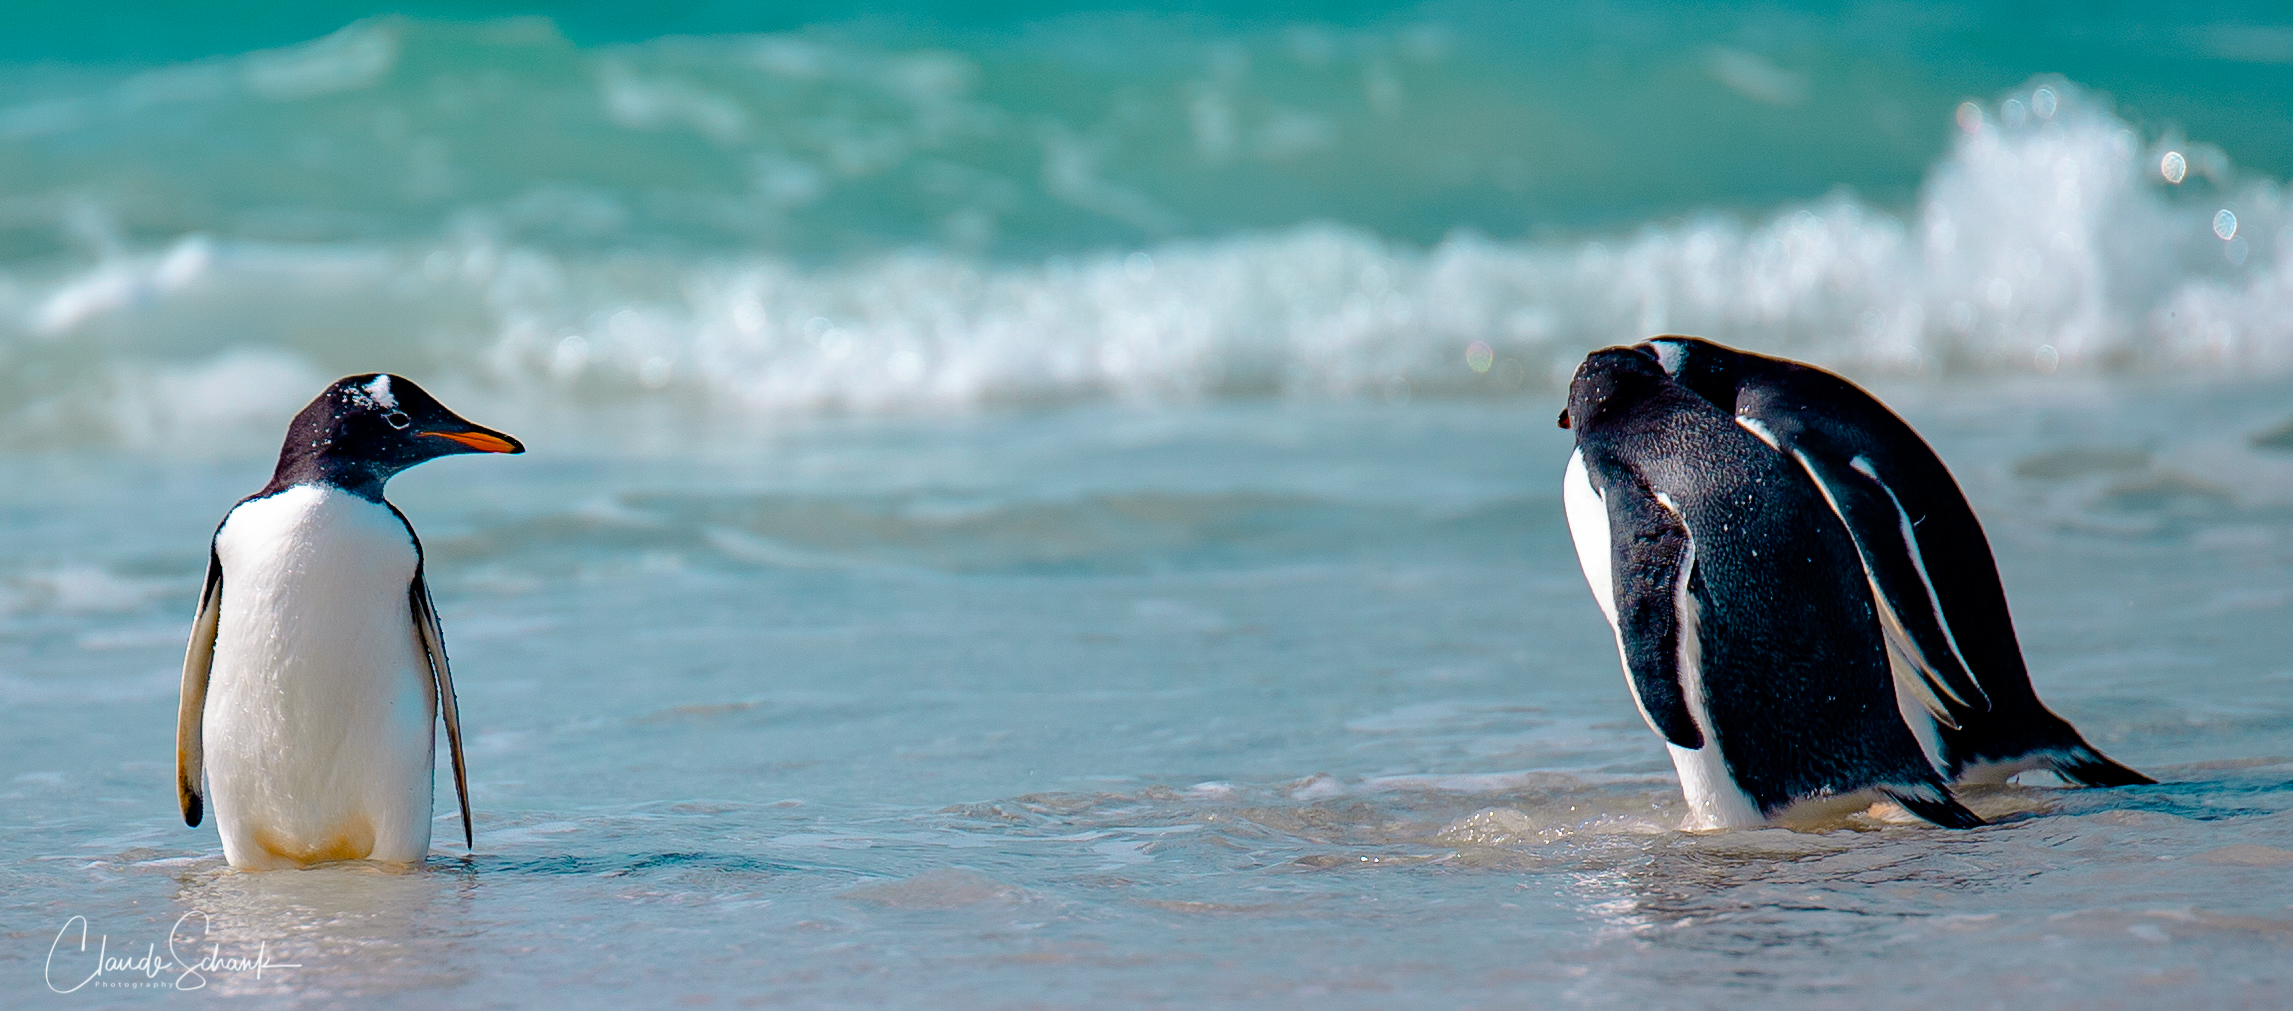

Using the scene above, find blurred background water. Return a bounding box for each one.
[4,2,2293,1006]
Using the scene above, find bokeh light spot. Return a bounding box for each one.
[1955,101,1982,134]
[2032,87,2058,119]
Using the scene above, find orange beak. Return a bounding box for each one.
[424,429,523,454]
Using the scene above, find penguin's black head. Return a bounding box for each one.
[1636,334,1742,412]
[269,374,523,499]
[1560,345,1673,434]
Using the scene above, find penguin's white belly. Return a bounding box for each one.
[1561,451,1617,628]
[205,485,435,868]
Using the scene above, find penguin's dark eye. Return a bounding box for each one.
[383,410,411,430]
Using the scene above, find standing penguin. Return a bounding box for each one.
[1639,335,2149,788]
[176,374,522,869]
[1561,347,1979,829]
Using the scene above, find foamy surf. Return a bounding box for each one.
[0,80,2281,450]
[0,77,2282,450]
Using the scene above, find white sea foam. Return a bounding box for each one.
[0,81,2284,449]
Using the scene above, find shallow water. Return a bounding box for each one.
[7,384,2293,1006]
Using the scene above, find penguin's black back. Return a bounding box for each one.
[1652,336,2148,786]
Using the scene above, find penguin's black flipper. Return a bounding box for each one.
[411,567,474,850]
[1790,451,1991,727]
[1877,785,1985,829]
[1801,450,2155,789]
[175,547,223,828]
[1601,468,1706,751]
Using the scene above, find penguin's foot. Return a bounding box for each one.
[1877,786,1984,829]
[247,819,377,868]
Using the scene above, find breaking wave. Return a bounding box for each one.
[0,23,2285,449]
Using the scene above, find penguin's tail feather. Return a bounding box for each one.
[1880,785,1985,829]
[2048,747,2155,788]
[1942,710,2154,789]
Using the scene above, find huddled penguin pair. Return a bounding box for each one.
[177,375,521,869]
[1560,336,2148,830]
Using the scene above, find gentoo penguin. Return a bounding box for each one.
[1560,346,1980,829]
[176,374,522,869]
[1639,335,2149,788]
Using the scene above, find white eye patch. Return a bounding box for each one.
[363,374,397,409]
[1648,340,1687,376]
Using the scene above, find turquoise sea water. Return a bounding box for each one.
[4,4,2293,1006]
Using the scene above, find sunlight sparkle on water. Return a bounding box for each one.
[2162,150,2187,184]
[2214,209,2238,241]
[2032,86,2058,119]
